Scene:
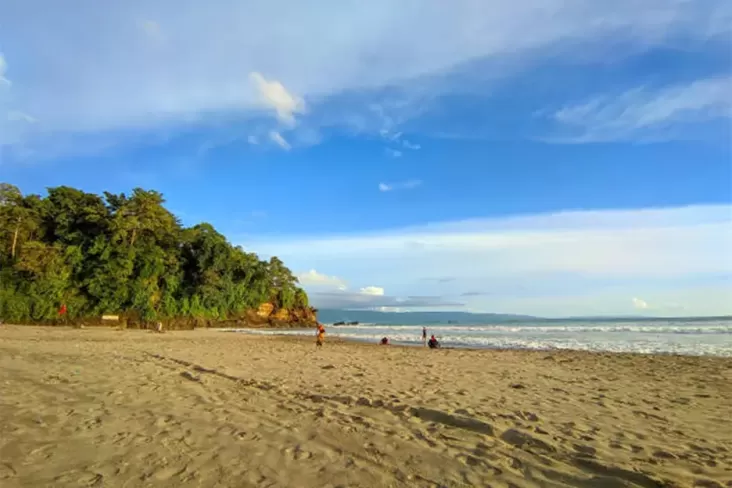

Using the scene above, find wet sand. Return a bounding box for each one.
[1,325,730,487]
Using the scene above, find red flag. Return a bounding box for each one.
[59,304,67,316]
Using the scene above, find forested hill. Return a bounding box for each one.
[0,183,315,328]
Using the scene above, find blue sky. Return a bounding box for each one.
[1,0,731,317]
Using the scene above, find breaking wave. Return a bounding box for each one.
[220,319,732,357]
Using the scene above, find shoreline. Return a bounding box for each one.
[217,325,732,358]
[1,325,731,486]
[3,322,730,358]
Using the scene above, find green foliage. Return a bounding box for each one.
[0,183,308,324]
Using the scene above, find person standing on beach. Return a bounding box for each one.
[58,303,68,325]
[315,323,326,347]
[422,327,427,347]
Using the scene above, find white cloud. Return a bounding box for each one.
[0,53,10,86]
[247,205,732,316]
[247,135,259,145]
[297,269,347,290]
[1,0,726,152]
[385,148,402,158]
[632,296,687,314]
[402,140,421,150]
[377,306,402,312]
[360,286,385,296]
[249,72,305,126]
[378,179,422,192]
[550,76,732,142]
[268,131,291,150]
[297,271,457,311]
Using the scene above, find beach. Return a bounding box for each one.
[1,326,730,487]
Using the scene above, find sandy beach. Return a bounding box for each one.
[1,326,730,487]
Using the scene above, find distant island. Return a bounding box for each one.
[0,183,315,329]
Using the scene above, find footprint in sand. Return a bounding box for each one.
[64,472,104,487]
[693,479,724,488]
[456,453,483,467]
[154,415,174,428]
[572,443,597,457]
[652,449,677,460]
[151,463,187,481]
[284,445,313,461]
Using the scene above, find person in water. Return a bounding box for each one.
[380,337,389,345]
[422,327,427,347]
[428,335,440,349]
[315,323,326,347]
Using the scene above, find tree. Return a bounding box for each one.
[0,183,311,325]
[110,189,178,247]
[0,183,27,259]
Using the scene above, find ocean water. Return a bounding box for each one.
[225,319,732,357]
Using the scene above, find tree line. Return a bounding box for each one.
[0,183,309,324]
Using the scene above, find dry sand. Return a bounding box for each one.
[1,325,731,488]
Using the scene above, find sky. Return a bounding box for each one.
[1,0,731,317]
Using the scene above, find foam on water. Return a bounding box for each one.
[220,319,732,357]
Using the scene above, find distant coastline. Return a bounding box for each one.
[315,308,731,325]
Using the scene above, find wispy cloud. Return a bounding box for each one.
[268,131,291,150]
[380,129,402,141]
[421,276,456,283]
[548,76,732,142]
[7,111,36,123]
[378,124,421,155]
[309,290,463,310]
[248,205,732,316]
[1,0,727,157]
[0,54,11,86]
[247,135,259,145]
[378,179,422,192]
[461,291,491,297]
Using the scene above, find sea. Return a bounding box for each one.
[225,316,732,357]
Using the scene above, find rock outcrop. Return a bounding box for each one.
[154,304,318,330]
[35,303,318,330]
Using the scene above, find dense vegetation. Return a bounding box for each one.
[0,183,309,325]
